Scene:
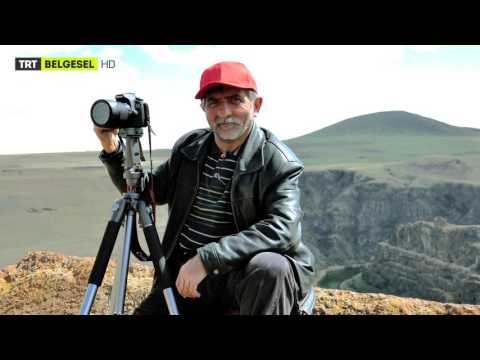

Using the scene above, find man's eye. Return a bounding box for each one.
[231,96,243,104]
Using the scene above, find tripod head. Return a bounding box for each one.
[119,127,148,193]
[91,92,156,195]
[117,124,160,264]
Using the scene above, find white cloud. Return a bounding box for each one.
[138,45,220,69]
[3,45,480,155]
[407,45,442,53]
[98,47,124,61]
[81,48,94,57]
[136,45,410,141]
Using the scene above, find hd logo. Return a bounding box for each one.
[15,57,116,71]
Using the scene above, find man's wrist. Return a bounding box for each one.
[197,245,221,276]
[103,140,119,154]
[194,254,208,277]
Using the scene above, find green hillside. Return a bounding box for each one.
[285,111,480,172]
[290,111,480,138]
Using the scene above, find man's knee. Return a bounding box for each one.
[246,252,292,282]
[236,252,296,314]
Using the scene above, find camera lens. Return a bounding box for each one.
[91,100,112,126]
[90,94,147,129]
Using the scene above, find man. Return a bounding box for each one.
[94,61,315,315]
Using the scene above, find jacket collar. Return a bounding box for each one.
[181,121,265,174]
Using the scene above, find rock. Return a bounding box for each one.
[312,288,480,315]
[1,251,480,315]
[300,170,480,304]
[0,251,153,315]
[433,216,448,228]
[363,220,480,304]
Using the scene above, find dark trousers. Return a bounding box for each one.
[133,251,298,315]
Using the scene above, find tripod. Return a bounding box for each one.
[80,127,179,315]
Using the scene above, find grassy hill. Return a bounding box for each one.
[285,111,480,184]
[290,111,480,138]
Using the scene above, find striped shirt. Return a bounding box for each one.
[178,141,241,252]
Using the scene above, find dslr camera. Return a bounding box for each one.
[90,93,150,129]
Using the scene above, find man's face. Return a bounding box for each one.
[202,87,259,143]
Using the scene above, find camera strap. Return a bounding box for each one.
[131,124,158,263]
[131,217,151,262]
[147,123,156,224]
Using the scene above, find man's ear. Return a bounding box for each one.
[254,97,263,114]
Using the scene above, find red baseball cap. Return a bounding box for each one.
[195,61,257,99]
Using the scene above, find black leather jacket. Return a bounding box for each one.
[99,122,316,300]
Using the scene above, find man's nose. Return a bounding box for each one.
[217,101,233,117]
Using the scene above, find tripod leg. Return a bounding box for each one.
[110,209,136,315]
[80,198,127,315]
[138,200,179,315]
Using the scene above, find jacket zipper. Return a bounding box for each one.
[230,169,241,233]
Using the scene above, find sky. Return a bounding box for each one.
[2,45,480,155]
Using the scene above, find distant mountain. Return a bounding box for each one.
[284,111,480,168]
[287,111,480,143]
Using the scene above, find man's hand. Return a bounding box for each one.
[175,254,208,299]
[93,125,119,154]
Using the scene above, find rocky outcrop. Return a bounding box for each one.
[1,251,480,315]
[299,170,480,303]
[313,288,480,315]
[364,219,480,304]
[0,251,153,315]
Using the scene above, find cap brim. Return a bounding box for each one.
[195,81,256,99]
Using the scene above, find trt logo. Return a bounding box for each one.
[15,58,41,70]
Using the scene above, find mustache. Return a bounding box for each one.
[214,116,243,128]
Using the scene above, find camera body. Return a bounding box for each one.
[91,93,150,129]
